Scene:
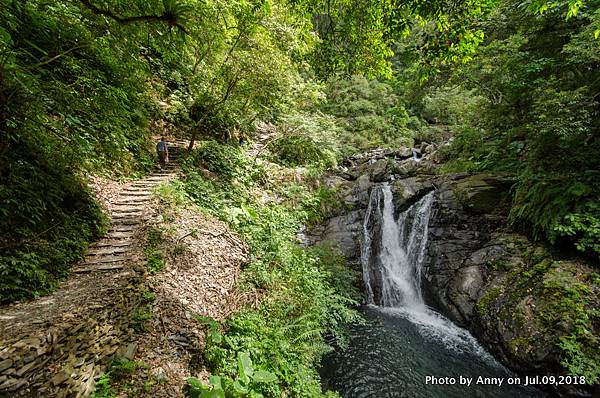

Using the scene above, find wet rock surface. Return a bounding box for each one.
[317,147,599,397]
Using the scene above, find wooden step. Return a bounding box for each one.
[112,204,146,209]
[111,212,144,218]
[109,225,137,233]
[114,198,149,205]
[110,218,139,225]
[120,192,152,197]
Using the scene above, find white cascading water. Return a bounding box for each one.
[362,184,495,358]
[323,183,542,398]
[362,184,433,309]
[412,148,422,162]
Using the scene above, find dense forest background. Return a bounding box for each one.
[2,0,598,304]
[0,0,599,393]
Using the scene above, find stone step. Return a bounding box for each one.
[91,241,131,249]
[83,255,129,265]
[86,246,129,256]
[74,264,125,273]
[105,231,134,239]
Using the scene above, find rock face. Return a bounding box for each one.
[317,147,599,397]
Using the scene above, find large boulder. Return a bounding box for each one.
[317,153,599,397]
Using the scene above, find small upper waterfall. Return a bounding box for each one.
[412,148,422,162]
[362,184,434,309]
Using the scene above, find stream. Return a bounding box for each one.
[320,185,546,398]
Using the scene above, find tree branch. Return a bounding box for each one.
[79,0,189,35]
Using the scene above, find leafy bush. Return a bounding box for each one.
[189,140,250,182]
[0,1,162,302]
[270,135,336,168]
[145,227,166,274]
[0,157,107,303]
[92,358,140,398]
[320,76,413,154]
[510,170,600,258]
[175,142,361,396]
[404,4,600,259]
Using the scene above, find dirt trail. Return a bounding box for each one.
[0,142,185,396]
[0,135,271,397]
[0,144,184,333]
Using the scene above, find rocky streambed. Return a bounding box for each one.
[313,147,599,397]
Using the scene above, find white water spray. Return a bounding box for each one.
[412,148,422,162]
[362,184,433,309]
[362,184,496,359]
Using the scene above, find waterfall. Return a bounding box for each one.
[323,186,539,398]
[362,184,434,309]
[412,148,422,162]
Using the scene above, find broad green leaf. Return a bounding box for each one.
[252,370,278,383]
[209,375,222,390]
[201,389,225,398]
[232,380,249,394]
[210,331,222,344]
[237,351,254,383]
[187,377,204,389]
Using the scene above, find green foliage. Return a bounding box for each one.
[294,0,498,77]
[0,170,107,303]
[145,227,166,274]
[189,140,251,182]
[403,0,600,258]
[92,358,140,398]
[176,138,361,397]
[320,76,413,154]
[0,0,163,302]
[92,373,115,398]
[541,266,600,384]
[555,210,600,255]
[269,135,336,169]
[188,352,278,398]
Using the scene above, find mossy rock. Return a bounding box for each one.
[475,256,600,383]
[451,173,513,214]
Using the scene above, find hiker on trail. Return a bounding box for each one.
[239,134,245,146]
[156,137,169,168]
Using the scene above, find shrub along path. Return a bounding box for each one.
[0,142,185,396]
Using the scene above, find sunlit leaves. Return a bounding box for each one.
[527,0,593,18]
